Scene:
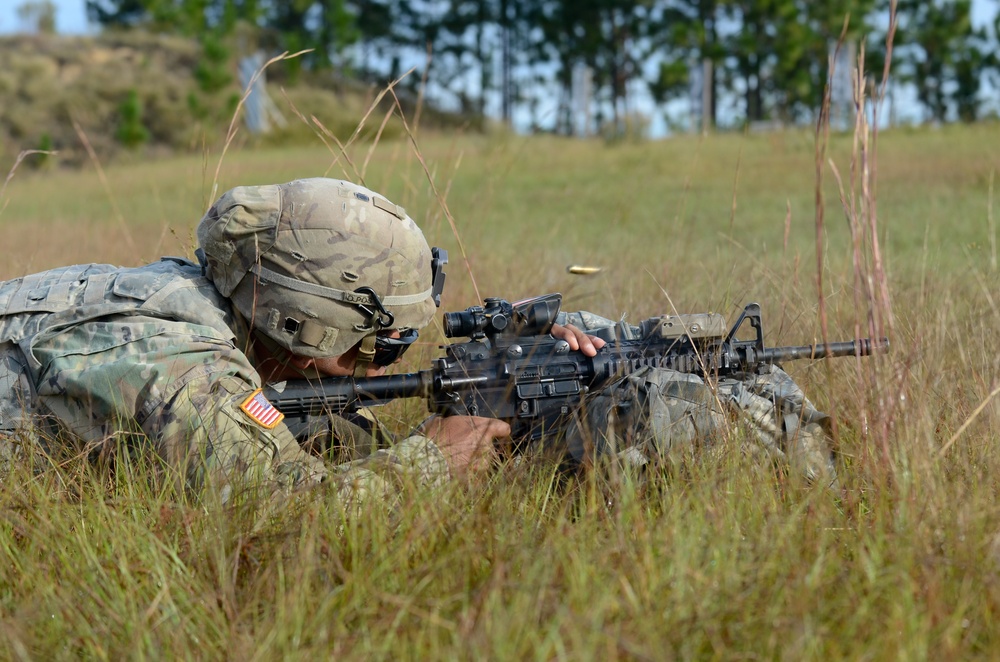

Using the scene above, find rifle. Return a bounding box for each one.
[264,293,889,443]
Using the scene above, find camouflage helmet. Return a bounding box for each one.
[197,178,437,359]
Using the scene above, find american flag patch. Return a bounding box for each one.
[239,389,285,429]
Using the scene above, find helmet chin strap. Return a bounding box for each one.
[351,286,393,378]
[353,333,378,378]
[252,331,326,381]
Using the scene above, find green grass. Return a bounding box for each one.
[2,119,1000,659]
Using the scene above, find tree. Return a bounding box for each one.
[86,0,212,35]
[86,0,358,69]
[879,0,992,123]
[536,0,656,136]
[646,0,725,130]
[83,0,1000,133]
[16,0,57,33]
[719,0,876,125]
[264,0,357,70]
[435,0,503,119]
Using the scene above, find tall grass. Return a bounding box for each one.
[2,49,1000,660]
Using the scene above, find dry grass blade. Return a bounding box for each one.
[274,87,358,183]
[1,151,56,212]
[279,68,417,186]
[728,137,743,235]
[389,87,481,302]
[989,169,996,272]
[209,49,313,209]
[70,119,139,258]
[939,383,1000,456]
[813,15,851,443]
[817,5,899,467]
[360,106,402,181]
[339,67,417,156]
[311,116,362,183]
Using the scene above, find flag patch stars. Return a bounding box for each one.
[240,389,285,429]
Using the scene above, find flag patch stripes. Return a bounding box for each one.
[239,389,285,429]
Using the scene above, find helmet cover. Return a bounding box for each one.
[197,178,436,358]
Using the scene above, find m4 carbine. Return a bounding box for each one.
[264,293,888,443]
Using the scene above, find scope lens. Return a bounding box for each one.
[443,311,474,337]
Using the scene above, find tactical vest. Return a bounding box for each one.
[0,258,239,370]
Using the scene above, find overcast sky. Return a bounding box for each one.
[1,0,998,35]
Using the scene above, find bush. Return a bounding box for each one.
[115,89,150,149]
[31,132,54,169]
[193,36,232,95]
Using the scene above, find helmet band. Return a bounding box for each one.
[249,263,433,308]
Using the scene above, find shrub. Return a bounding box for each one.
[115,89,151,149]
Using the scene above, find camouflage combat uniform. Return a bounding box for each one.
[0,174,835,499]
[558,310,837,485]
[0,258,448,501]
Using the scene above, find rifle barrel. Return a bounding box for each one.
[267,371,432,417]
[346,372,432,400]
[761,337,889,362]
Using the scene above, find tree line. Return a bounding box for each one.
[84,0,1000,134]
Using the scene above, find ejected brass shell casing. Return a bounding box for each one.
[566,265,602,275]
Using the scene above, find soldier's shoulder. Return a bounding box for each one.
[115,258,235,327]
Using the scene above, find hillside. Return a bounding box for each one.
[0,31,463,173]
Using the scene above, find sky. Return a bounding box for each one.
[0,0,997,36]
[0,0,90,34]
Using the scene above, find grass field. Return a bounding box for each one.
[1,114,1000,659]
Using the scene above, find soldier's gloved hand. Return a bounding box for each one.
[419,415,509,478]
[550,323,607,357]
